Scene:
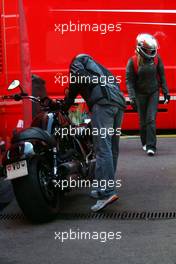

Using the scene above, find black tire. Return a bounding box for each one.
[12,157,61,223]
[0,181,14,211]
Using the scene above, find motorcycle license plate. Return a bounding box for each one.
[6,160,28,180]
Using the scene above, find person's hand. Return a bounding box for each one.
[59,100,69,114]
[130,98,137,111]
[40,96,52,106]
[40,97,58,110]
[164,93,170,104]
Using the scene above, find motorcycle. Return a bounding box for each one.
[0,80,95,222]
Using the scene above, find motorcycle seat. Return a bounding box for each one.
[11,127,56,146]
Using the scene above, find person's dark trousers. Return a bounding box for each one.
[136,91,159,151]
[91,104,123,198]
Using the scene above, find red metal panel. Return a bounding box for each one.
[0,0,31,144]
[0,0,175,137]
[22,0,176,129]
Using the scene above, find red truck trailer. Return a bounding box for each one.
[0,0,176,147]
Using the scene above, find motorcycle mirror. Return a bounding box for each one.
[8,80,20,90]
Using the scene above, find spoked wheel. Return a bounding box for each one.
[12,157,61,223]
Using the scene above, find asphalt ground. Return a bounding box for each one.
[0,137,176,264]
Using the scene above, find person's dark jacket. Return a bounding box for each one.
[64,54,126,111]
[126,55,169,101]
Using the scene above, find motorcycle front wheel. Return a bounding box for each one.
[12,156,61,223]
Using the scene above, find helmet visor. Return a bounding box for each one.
[142,48,156,56]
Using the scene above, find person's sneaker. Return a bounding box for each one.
[90,190,101,199]
[147,149,155,156]
[142,145,146,151]
[91,194,119,212]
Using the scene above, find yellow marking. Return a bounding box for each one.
[121,135,176,139]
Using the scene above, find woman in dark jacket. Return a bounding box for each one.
[126,33,170,156]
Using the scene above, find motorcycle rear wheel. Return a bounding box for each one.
[12,157,61,223]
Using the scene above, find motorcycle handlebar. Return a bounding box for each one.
[1,94,64,109]
[1,94,40,102]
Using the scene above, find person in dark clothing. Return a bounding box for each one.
[126,33,170,155]
[64,54,126,211]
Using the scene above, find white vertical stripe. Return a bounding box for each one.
[50,9,176,14]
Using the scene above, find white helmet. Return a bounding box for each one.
[136,33,158,59]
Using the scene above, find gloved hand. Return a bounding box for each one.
[130,98,137,111]
[164,93,170,104]
[40,97,58,110]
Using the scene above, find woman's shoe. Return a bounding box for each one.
[147,149,155,156]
